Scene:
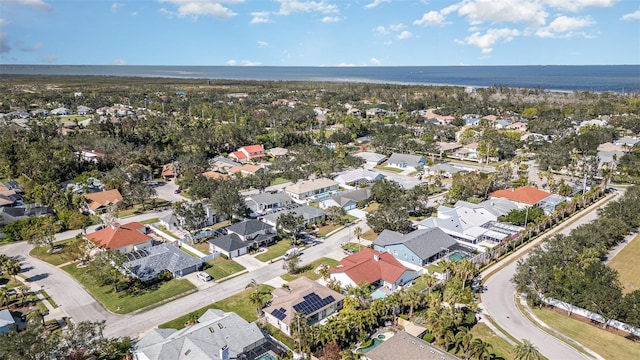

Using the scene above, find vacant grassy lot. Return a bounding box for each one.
[532,307,640,360]
[281,257,340,282]
[469,323,515,360]
[29,238,76,266]
[204,257,246,280]
[255,240,292,262]
[158,284,274,329]
[62,263,196,314]
[607,234,640,294]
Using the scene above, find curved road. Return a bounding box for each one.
[481,192,619,360]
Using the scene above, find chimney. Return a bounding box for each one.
[373,254,380,262]
[220,345,229,360]
[111,222,121,229]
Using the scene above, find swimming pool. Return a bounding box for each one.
[359,338,383,353]
[449,251,469,261]
[254,352,277,360]
[371,287,392,300]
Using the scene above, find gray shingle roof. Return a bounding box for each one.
[123,243,202,281]
[261,205,325,225]
[134,309,266,360]
[388,153,425,167]
[208,233,247,252]
[226,219,274,236]
[374,227,457,261]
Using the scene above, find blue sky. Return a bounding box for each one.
[1,0,639,66]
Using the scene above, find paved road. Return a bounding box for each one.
[480,191,620,360]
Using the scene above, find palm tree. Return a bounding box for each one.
[0,288,8,309]
[455,327,474,359]
[245,279,266,315]
[2,258,21,281]
[354,226,363,250]
[18,285,30,306]
[422,272,439,295]
[514,339,543,360]
[468,338,493,360]
[27,309,45,328]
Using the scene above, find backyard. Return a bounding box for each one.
[203,257,246,280]
[61,263,196,314]
[280,257,340,282]
[607,234,640,293]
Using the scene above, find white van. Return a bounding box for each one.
[283,248,300,260]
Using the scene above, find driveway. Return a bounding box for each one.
[480,191,619,360]
[154,181,190,203]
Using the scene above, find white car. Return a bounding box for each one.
[196,272,212,282]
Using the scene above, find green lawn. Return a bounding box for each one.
[316,224,341,237]
[608,234,640,293]
[281,257,340,282]
[364,202,380,213]
[179,246,201,258]
[342,242,363,253]
[469,323,515,360]
[192,242,211,254]
[255,240,293,262]
[425,263,444,274]
[141,218,159,225]
[0,276,22,289]
[61,263,196,314]
[531,307,640,360]
[270,177,290,186]
[158,284,275,329]
[374,162,404,173]
[203,257,246,280]
[361,229,378,241]
[29,238,77,266]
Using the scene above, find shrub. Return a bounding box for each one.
[220,254,229,260]
[360,338,373,348]
[422,332,435,343]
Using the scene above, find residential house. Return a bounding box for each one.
[455,142,479,160]
[333,168,385,186]
[0,206,53,226]
[366,331,461,360]
[245,192,293,215]
[0,309,16,334]
[489,186,552,209]
[506,121,528,132]
[209,156,241,173]
[425,163,469,179]
[123,243,202,281]
[82,189,123,214]
[259,204,326,228]
[0,190,22,208]
[77,105,93,115]
[352,151,387,166]
[229,144,266,163]
[319,188,371,211]
[133,309,273,360]
[373,227,458,266]
[227,163,264,177]
[387,153,426,172]
[329,248,418,291]
[202,171,229,181]
[267,147,289,158]
[264,277,345,336]
[284,178,338,201]
[417,204,523,246]
[436,142,462,156]
[494,119,512,129]
[614,136,639,148]
[161,163,176,180]
[51,107,71,116]
[454,198,518,218]
[77,150,106,163]
[208,219,276,259]
[85,222,154,254]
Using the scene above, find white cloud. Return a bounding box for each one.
[460,27,520,53]
[159,0,239,19]
[0,32,10,54]
[257,41,269,48]
[250,11,271,23]
[276,0,338,16]
[111,3,123,12]
[369,57,380,65]
[39,54,58,63]
[621,10,640,21]
[389,23,404,31]
[543,0,615,12]
[242,60,261,66]
[321,16,341,23]
[226,59,238,65]
[375,26,388,35]
[17,0,51,11]
[536,15,594,38]
[16,40,43,52]
[414,10,449,26]
[0,19,9,27]
[111,59,127,65]
[397,30,412,40]
[336,62,356,67]
[364,0,389,9]
[457,0,548,27]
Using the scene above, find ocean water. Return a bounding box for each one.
[1,65,639,93]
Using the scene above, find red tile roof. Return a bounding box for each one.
[86,222,152,250]
[241,144,265,153]
[162,163,175,177]
[230,151,247,160]
[330,248,410,285]
[489,186,551,205]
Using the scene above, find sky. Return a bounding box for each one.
[0,0,639,66]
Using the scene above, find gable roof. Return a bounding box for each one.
[202,171,229,180]
[374,227,457,261]
[330,248,412,285]
[230,151,247,160]
[134,309,265,360]
[0,309,15,329]
[454,198,518,218]
[263,277,345,326]
[241,144,265,154]
[226,219,273,236]
[334,168,384,184]
[489,186,551,205]
[284,178,338,195]
[388,153,425,167]
[367,331,461,360]
[86,222,152,250]
[162,163,175,177]
[261,205,325,225]
[352,151,386,163]
[208,233,248,252]
[246,192,292,206]
[84,189,123,211]
[124,243,202,281]
[325,188,371,206]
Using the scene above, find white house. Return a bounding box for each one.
[284,178,338,201]
[387,153,425,172]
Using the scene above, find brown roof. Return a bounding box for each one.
[489,186,551,205]
[162,163,175,177]
[86,222,152,250]
[367,331,461,360]
[202,171,228,180]
[84,189,123,211]
[330,248,411,285]
[228,164,262,176]
[263,277,345,326]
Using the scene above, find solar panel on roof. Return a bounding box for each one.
[271,308,287,321]
[293,293,336,315]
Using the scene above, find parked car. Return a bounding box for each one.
[283,248,300,260]
[196,272,212,282]
[174,188,181,194]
